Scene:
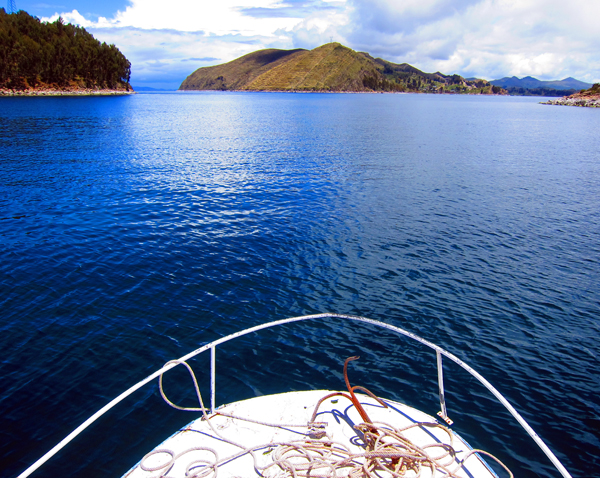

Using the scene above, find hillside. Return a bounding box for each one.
[0,9,132,93]
[180,43,505,94]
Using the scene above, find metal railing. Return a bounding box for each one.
[17,313,572,478]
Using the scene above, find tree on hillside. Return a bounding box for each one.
[0,9,131,89]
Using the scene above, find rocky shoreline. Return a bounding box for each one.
[541,96,600,107]
[0,87,135,97]
[540,83,600,108]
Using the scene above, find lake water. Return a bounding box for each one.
[1,92,598,478]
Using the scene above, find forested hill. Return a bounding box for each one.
[180,43,506,95]
[0,9,131,91]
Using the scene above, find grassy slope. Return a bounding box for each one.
[246,43,378,91]
[179,48,307,90]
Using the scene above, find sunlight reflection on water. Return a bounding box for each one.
[1,93,599,478]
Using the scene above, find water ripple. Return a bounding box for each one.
[1,94,599,478]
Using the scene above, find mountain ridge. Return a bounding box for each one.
[180,43,505,95]
[491,76,592,91]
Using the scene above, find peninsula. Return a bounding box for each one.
[541,83,600,107]
[179,43,506,95]
[0,9,132,96]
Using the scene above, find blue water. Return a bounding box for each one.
[1,92,598,478]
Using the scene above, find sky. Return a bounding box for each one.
[11,0,600,89]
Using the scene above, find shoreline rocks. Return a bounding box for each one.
[0,87,135,97]
[541,96,600,107]
[540,83,600,108]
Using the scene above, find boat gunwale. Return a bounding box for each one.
[15,313,572,478]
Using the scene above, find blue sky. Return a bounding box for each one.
[11,0,600,90]
[14,0,127,21]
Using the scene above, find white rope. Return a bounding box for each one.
[151,368,514,478]
[138,421,515,478]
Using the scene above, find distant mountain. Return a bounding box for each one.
[180,43,507,95]
[491,76,592,91]
[133,86,174,91]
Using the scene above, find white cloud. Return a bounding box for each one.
[42,9,103,28]
[285,4,351,49]
[44,0,307,34]
[41,0,600,88]
[343,0,600,82]
[115,0,304,34]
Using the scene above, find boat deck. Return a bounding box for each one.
[124,390,498,478]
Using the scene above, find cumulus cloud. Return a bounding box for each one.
[239,0,343,19]
[75,0,303,33]
[284,2,350,49]
[341,0,600,82]
[42,0,600,88]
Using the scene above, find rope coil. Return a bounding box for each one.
[147,359,513,478]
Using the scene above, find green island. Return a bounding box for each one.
[179,43,507,95]
[0,9,132,96]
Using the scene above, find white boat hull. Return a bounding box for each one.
[124,390,498,478]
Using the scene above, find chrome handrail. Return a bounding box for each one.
[16,313,572,478]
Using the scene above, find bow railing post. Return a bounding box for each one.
[211,344,216,414]
[436,350,453,425]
